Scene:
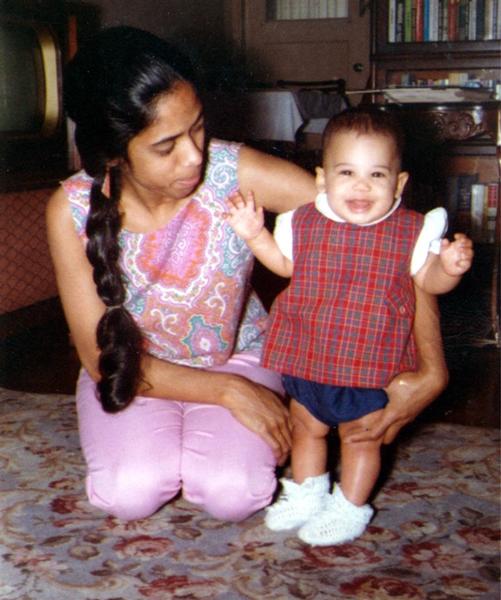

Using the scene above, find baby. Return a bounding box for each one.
[226,107,473,546]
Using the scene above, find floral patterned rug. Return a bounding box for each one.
[0,387,499,600]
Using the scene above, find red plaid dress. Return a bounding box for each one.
[262,203,424,388]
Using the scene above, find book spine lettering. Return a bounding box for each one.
[470,183,486,241]
[458,0,469,40]
[405,0,414,40]
[468,0,477,39]
[424,0,430,38]
[415,0,425,39]
[476,0,486,38]
[388,0,397,41]
[440,0,449,39]
[456,174,479,232]
[396,0,405,41]
[485,182,499,243]
[485,0,494,39]
[448,0,459,40]
[429,0,440,39]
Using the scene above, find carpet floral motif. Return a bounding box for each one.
[0,387,499,599]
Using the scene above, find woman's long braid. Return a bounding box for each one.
[64,27,198,412]
[85,166,143,412]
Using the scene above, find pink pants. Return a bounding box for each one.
[76,353,283,522]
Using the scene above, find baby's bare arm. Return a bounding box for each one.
[226,191,293,278]
[414,233,473,294]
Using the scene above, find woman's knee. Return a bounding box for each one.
[183,467,276,522]
[86,464,181,521]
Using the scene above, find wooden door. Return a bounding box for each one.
[239,0,371,91]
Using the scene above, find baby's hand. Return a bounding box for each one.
[226,191,265,241]
[439,233,474,276]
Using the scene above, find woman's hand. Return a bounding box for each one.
[345,370,443,445]
[345,288,449,445]
[137,354,292,463]
[220,375,292,465]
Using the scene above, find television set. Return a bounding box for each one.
[0,1,73,190]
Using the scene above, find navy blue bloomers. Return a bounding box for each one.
[282,374,388,426]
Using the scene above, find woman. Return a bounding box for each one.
[46,26,447,523]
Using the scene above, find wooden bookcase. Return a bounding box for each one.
[370,2,500,212]
[370,1,500,344]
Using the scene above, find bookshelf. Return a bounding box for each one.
[371,1,501,105]
[370,1,500,344]
[371,2,500,106]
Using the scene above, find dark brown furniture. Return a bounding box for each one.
[369,1,500,345]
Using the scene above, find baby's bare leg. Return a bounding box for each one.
[338,409,385,506]
[290,399,330,483]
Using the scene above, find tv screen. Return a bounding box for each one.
[0,23,45,133]
[0,11,68,191]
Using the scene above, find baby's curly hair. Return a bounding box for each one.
[322,107,406,164]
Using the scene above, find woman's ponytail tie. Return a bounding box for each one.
[105,304,122,313]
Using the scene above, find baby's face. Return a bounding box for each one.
[319,131,408,225]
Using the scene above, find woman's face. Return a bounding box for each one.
[122,81,205,204]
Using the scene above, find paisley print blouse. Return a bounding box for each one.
[63,139,268,367]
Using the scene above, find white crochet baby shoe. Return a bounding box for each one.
[298,484,373,546]
[264,473,330,531]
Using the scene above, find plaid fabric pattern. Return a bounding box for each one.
[262,204,424,388]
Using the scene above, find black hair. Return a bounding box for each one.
[64,26,197,412]
[322,106,406,165]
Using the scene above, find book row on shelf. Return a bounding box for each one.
[271,0,348,20]
[445,175,498,243]
[388,0,501,43]
[386,72,500,94]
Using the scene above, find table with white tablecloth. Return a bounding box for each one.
[205,88,347,144]
[240,89,304,141]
